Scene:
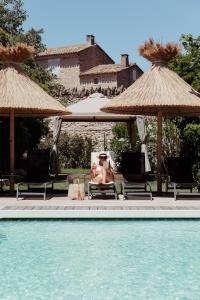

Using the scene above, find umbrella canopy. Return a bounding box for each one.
[63,93,135,122]
[0,44,70,191]
[102,39,200,193]
[101,63,200,116]
[0,65,69,117]
[0,44,69,117]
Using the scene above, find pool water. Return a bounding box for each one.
[0,220,200,300]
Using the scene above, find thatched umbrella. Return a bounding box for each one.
[0,43,70,191]
[102,39,200,193]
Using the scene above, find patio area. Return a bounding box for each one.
[1,195,200,218]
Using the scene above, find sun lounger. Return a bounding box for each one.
[120,152,152,200]
[16,149,54,200]
[166,157,200,200]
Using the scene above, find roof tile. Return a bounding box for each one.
[38,44,91,57]
[80,63,136,76]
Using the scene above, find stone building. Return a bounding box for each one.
[38,35,143,151]
[37,35,143,90]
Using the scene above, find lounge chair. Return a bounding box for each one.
[16,149,54,200]
[120,152,152,200]
[0,177,9,191]
[165,157,200,200]
[88,151,118,200]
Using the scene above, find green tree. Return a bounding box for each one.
[110,123,138,169]
[168,34,200,169]
[0,0,26,35]
[169,34,200,92]
[0,0,61,170]
[0,0,57,91]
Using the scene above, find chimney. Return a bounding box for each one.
[121,54,129,67]
[86,34,95,45]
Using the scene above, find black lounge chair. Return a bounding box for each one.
[165,157,200,200]
[120,152,152,200]
[16,149,54,200]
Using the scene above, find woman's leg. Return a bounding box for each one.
[102,167,107,184]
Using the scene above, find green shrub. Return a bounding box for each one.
[182,123,200,180]
[110,123,140,169]
[39,132,97,169]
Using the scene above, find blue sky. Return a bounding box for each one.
[23,0,200,70]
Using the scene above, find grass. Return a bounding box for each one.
[61,168,90,174]
[2,168,198,195]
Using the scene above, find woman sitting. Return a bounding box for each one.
[91,153,114,184]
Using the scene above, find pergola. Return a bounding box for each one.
[62,93,136,145]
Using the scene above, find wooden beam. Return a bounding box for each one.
[157,111,162,194]
[10,109,15,193]
[127,120,136,147]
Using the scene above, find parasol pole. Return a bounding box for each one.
[9,109,15,193]
[127,120,136,148]
[157,111,162,194]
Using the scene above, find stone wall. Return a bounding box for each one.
[80,73,117,89]
[61,121,114,151]
[59,55,80,89]
[117,68,132,88]
[79,45,114,73]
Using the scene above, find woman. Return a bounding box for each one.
[91,153,114,184]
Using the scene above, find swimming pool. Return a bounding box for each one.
[0,220,200,300]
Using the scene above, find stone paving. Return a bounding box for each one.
[1,195,200,210]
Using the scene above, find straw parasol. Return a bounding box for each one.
[0,43,70,191]
[101,39,200,193]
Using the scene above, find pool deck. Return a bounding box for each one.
[1,195,200,218]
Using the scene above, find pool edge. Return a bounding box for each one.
[1,209,200,219]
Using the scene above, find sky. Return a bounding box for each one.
[23,0,200,71]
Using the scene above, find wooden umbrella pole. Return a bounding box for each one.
[10,109,15,193]
[157,111,163,194]
[127,120,136,147]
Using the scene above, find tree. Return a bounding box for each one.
[110,123,139,169]
[168,34,200,173]
[0,0,26,35]
[169,34,200,92]
[0,0,61,170]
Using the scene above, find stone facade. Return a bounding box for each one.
[80,74,117,89]
[37,35,143,91]
[59,56,80,89]
[39,35,143,151]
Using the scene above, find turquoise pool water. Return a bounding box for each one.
[0,220,200,300]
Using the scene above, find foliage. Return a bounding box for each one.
[40,132,97,169]
[146,118,181,171]
[0,0,65,170]
[162,119,181,158]
[110,123,136,169]
[0,0,26,35]
[0,0,59,92]
[0,117,49,170]
[169,34,200,92]
[15,118,49,163]
[182,123,200,166]
[168,34,200,173]
[181,123,200,180]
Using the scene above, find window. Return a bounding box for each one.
[94,78,98,84]
[48,58,60,76]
